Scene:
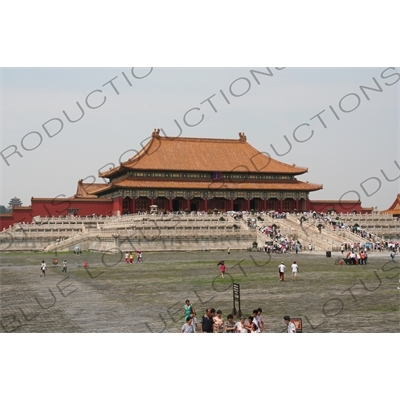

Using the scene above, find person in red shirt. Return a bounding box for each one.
[218,261,226,278]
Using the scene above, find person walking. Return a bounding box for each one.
[213,310,224,333]
[200,308,214,333]
[184,299,195,322]
[181,316,195,333]
[62,260,67,273]
[40,260,47,277]
[235,316,248,333]
[219,261,226,279]
[278,262,285,281]
[291,261,299,280]
[283,315,296,333]
[190,312,198,332]
[257,308,265,332]
[225,314,236,333]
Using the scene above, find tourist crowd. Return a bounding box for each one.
[181,304,266,333]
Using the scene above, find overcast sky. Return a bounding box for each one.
[1,67,398,211]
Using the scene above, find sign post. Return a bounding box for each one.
[232,283,242,317]
[291,317,303,333]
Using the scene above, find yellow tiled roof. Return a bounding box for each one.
[381,194,400,214]
[100,131,309,177]
[74,180,112,198]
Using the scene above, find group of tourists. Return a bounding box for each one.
[181,300,297,333]
[277,261,299,281]
[124,251,143,264]
[181,303,266,333]
[342,250,368,265]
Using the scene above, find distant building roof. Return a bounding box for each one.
[73,180,111,198]
[9,197,22,207]
[381,194,400,216]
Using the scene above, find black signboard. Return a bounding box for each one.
[232,283,242,317]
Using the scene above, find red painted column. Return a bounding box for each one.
[169,197,173,212]
[150,197,154,206]
[230,199,234,211]
[247,199,250,211]
[263,199,267,211]
[204,198,208,212]
[113,196,123,216]
[295,199,299,211]
[132,197,136,214]
[187,198,191,210]
[279,199,283,213]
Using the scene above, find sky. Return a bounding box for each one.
[1,67,399,211]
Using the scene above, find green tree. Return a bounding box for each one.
[0,205,11,213]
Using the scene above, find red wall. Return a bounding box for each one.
[1,196,373,231]
[309,200,368,214]
[0,198,113,230]
[31,198,113,217]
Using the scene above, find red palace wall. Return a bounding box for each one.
[0,198,113,230]
[1,197,373,231]
[309,200,369,214]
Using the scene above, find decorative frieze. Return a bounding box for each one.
[119,171,295,182]
[104,189,308,201]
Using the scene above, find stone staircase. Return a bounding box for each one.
[2,211,394,254]
[0,214,257,253]
[257,214,339,251]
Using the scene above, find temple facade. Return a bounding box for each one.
[76,130,322,214]
[2,130,381,230]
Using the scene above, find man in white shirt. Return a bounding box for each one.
[40,261,46,277]
[278,262,285,281]
[235,316,248,333]
[283,315,296,333]
[291,261,299,280]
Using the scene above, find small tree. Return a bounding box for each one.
[0,205,11,214]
